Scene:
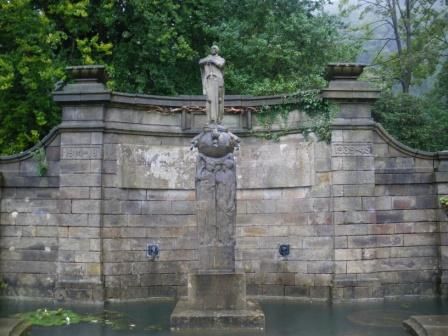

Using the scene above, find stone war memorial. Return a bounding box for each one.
[0,46,448,333]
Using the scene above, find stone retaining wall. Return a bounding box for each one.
[0,65,447,303]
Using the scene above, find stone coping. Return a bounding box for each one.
[374,122,437,160]
[0,119,446,163]
[0,126,60,162]
[403,315,448,336]
[325,63,367,80]
[54,90,300,107]
[0,318,31,336]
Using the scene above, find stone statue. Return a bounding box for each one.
[199,45,225,125]
[191,46,240,271]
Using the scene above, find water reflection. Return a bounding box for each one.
[1,298,447,336]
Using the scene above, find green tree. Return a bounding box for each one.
[340,0,448,151]
[341,0,448,93]
[0,0,112,155]
[432,60,448,107]
[425,60,448,151]
[0,0,358,154]
[372,91,448,151]
[372,92,431,149]
[104,0,357,95]
[103,0,219,94]
[0,0,63,154]
[210,0,358,95]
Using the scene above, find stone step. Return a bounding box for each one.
[0,318,31,336]
[403,315,448,336]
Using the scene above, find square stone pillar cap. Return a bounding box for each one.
[66,65,107,84]
[53,65,111,103]
[322,63,380,101]
[325,63,367,81]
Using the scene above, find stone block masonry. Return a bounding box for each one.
[0,64,447,303]
[0,132,61,299]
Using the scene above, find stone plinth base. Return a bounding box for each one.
[403,315,448,336]
[188,272,246,310]
[170,298,265,331]
[170,272,265,330]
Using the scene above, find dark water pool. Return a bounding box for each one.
[1,297,448,336]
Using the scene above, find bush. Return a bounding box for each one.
[372,92,448,152]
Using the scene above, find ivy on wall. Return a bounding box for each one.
[254,90,335,142]
[31,147,48,176]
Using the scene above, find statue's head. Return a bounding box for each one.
[211,45,219,55]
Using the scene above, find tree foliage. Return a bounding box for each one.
[339,0,448,151]
[432,59,448,107]
[341,0,447,93]
[208,0,358,95]
[0,0,357,154]
[105,0,357,95]
[372,91,448,152]
[0,0,112,155]
[101,0,220,94]
[0,0,61,154]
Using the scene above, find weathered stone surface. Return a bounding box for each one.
[60,173,101,187]
[0,318,31,336]
[170,298,265,331]
[72,200,101,214]
[62,106,104,121]
[403,315,448,336]
[332,171,375,185]
[188,273,246,310]
[107,107,181,126]
[1,62,448,305]
[235,141,314,188]
[117,141,314,189]
[118,144,196,189]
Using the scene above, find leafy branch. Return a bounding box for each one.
[440,196,448,209]
[31,147,48,176]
